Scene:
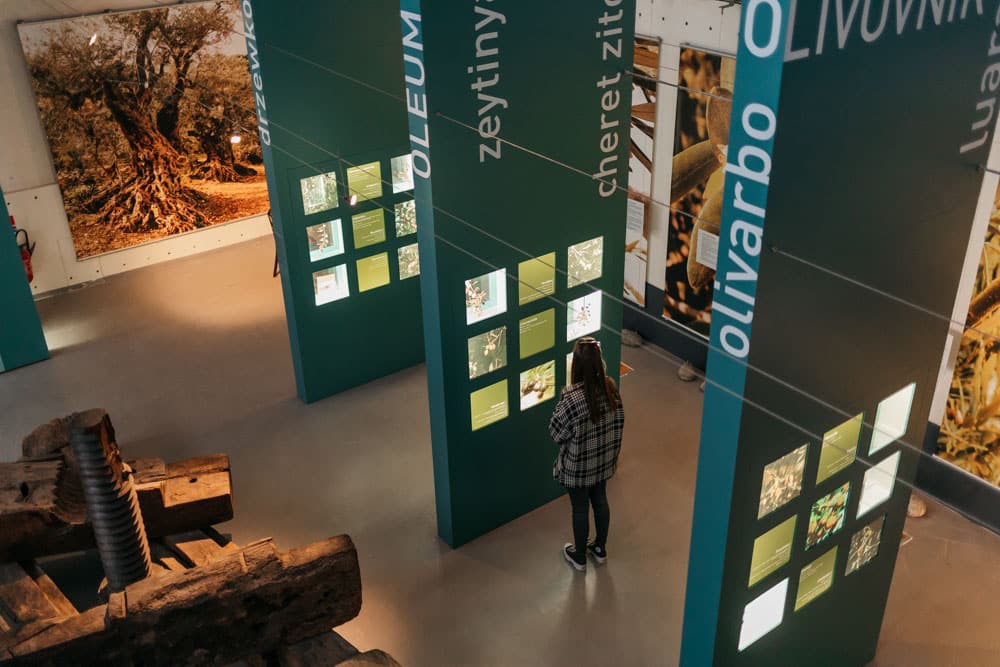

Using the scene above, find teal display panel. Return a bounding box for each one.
[401,0,635,546]
[244,0,423,403]
[0,191,47,373]
[681,2,1000,666]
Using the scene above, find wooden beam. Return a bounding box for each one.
[6,536,363,666]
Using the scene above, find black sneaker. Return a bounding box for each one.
[563,543,586,571]
[587,542,607,564]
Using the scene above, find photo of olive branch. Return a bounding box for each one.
[520,360,556,411]
[468,326,507,380]
[758,444,808,519]
[846,515,885,575]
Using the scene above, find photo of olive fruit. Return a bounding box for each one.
[806,482,850,550]
[468,326,507,380]
[519,360,556,411]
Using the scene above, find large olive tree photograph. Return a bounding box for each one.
[19,0,268,258]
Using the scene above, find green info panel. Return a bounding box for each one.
[681,2,1000,666]
[401,0,634,546]
[244,0,423,403]
[0,191,47,373]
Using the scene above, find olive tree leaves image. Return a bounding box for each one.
[19,0,268,258]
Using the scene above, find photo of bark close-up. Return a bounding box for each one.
[938,184,1000,486]
[19,0,268,258]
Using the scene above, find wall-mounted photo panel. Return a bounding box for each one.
[356,253,390,293]
[737,578,788,652]
[758,444,808,519]
[468,326,507,380]
[568,236,604,288]
[870,383,916,455]
[18,2,269,259]
[518,253,557,306]
[398,243,420,280]
[519,309,556,359]
[520,360,556,411]
[566,351,574,387]
[301,171,340,216]
[347,161,383,201]
[748,516,796,587]
[806,482,850,551]
[624,201,647,304]
[391,154,414,193]
[465,269,508,325]
[567,291,602,341]
[307,219,345,263]
[470,379,509,432]
[846,515,886,575]
[816,413,863,484]
[794,547,838,612]
[395,200,417,237]
[312,264,349,306]
[352,209,386,249]
[857,452,901,519]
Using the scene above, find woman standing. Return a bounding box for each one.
[549,337,625,571]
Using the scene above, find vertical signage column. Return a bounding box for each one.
[682,1,1000,665]
[0,191,47,373]
[401,0,635,546]
[245,1,424,403]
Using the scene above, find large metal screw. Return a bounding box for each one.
[69,409,151,592]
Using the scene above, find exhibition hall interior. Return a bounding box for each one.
[3,0,1000,665]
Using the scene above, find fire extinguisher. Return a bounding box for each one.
[10,215,35,283]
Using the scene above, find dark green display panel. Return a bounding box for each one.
[682,2,1000,665]
[0,191,47,373]
[401,0,635,546]
[244,0,423,403]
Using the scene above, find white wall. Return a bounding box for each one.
[0,1,270,296]
[637,0,740,290]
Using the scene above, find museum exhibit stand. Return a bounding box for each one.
[0,190,47,373]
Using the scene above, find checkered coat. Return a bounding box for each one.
[549,382,624,488]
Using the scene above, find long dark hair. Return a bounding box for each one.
[571,337,620,424]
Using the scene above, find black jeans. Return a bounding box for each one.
[566,481,610,560]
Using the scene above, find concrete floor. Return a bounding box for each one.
[2,237,999,666]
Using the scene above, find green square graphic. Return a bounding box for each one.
[397,243,420,280]
[795,547,838,611]
[816,413,863,484]
[468,326,507,380]
[300,171,339,216]
[352,209,386,249]
[518,252,556,305]
[356,253,390,293]
[347,161,383,200]
[748,515,796,587]
[470,379,509,431]
[519,309,555,360]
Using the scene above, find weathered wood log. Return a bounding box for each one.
[4,535,363,666]
[0,454,233,561]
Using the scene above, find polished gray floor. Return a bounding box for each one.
[1,237,998,666]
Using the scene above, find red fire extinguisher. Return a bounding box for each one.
[10,215,34,283]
